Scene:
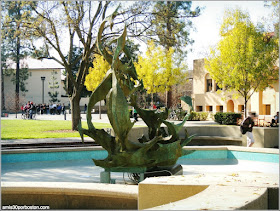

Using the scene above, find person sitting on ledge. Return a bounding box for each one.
[270,112,279,127]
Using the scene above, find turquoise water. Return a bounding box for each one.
[2,149,279,164]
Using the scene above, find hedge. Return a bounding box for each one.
[214,112,242,125]
[188,111,208,121]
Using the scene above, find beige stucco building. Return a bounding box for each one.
[182,58,279,117]
[2,58,91,111]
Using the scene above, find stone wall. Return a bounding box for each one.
[128,126,279,148]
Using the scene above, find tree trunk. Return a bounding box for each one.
[99,101,101,119]
[1,67,5,110]
[70,93,81,131]
[165,90,172,108]
[15,36,20,118]
[244,96,248,119]
[165,90,168,108]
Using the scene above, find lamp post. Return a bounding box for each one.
[41,76,46,104]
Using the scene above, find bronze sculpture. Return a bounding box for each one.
[78,10,195,175]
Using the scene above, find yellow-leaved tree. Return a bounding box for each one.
[134,41,187,106]
[85,54,110,91]
[206,8,279,117]
[84,54,110,118]
[134,41,162,102]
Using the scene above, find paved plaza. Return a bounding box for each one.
[2,113,218,126]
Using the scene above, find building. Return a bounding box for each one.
[2,57,91,111]
[182,58,279,117]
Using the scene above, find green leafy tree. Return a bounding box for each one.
[265,1,279,38]
[1,1,35,114]
[48,70,60,103]
[63,46,91,98]
[150,1,200,54]
[206,9,279,117]
[24,1,150,130]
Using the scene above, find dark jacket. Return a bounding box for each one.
[240,116,254,134]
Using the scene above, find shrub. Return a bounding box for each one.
[214,112,242,125]
[176,109,188,121]
[188,111,208,121]
[214,112,224,124]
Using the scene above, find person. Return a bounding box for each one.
[240,112,255,147]
[152,104,157,110]
[84,104,87,114]
[133,108,138,121]
[62,103,65,115]
[270,112,279,127]
[45,104,49,114]
[57,104,62,115]
[29,102,34,119]
[21,105,24,115]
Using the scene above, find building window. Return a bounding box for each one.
[264,104,271,115]
[196,106,203,112]
[206,105,213,112]
[216,105,223,112]
[206,79,212,92]
[216,83,222,91]
[238,105,244,113]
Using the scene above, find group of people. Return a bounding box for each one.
[21,101,66,118]
[21,101,36,119]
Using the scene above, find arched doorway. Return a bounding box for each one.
[227,100,234,112]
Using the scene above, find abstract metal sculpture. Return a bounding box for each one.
[78,11,195,176]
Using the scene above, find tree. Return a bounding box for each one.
[150,2,200,55]
[206,9,279,117]
[85,55,110,92]
[22,1,115,130]
[135,41,188,106]
[265,1,279,38]
[146,1,200,107]
[24,1,151,130]
[134,41,162,104]
[62,46,91,98]
[1,1,35,115]
[84,54,110,119]
[48,70,60,103]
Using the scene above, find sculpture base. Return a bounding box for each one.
[144,164,183,179]
[99,165,183,183]
[100,167,147,184]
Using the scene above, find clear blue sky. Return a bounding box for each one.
[186,1,276,69]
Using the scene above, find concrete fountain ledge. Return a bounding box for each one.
[139,171,278,210]
[1,182,138,209]
[2,169,278,210]
[1,146,279,210]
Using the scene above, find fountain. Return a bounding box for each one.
[78,10,195,183]
[1,10,278,210]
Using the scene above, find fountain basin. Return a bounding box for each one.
[1,146,278,210]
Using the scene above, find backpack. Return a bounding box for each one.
[240,125,247,135]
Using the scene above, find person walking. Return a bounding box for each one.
[62,103,65,115]
[133,108,138,121]
[240,112,255,147]
[84,104,87,114]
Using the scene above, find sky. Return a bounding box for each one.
[31,1,276,72]
[185,1,276,70]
